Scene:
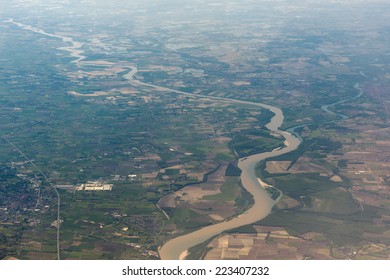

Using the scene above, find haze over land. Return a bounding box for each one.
[0,0,389,260]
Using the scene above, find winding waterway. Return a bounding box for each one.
[321,83,363,120]
[6,19,361,260]
[287,82,363,138]
[123,67,302,260]
[5,18,86,64]
[132,71,362,260]
[158,106,300,259]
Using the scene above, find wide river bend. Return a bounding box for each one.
[124,68,302,260]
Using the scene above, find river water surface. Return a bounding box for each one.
[154,86,302,260]
[122,67,302,260]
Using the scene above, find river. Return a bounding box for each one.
[158,103,300,260]
[7,18,360,261]
[123,67,302,260]
[5,18,86,64]
[321,83,363,120]
[145,74,361,260]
